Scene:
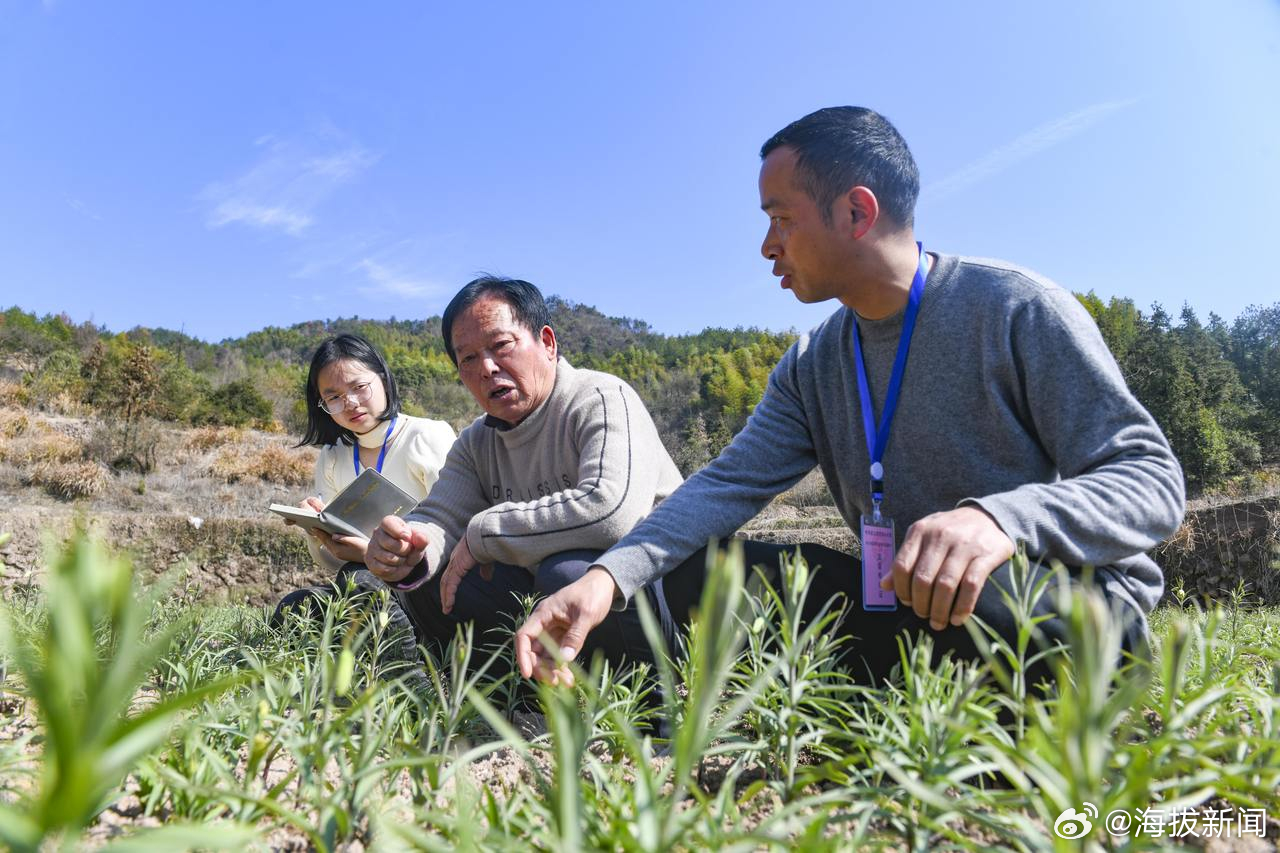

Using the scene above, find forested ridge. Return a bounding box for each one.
[2,292,1278,496]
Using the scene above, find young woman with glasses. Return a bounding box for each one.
[273,333,456,636]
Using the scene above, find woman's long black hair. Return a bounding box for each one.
[297,333,402,447]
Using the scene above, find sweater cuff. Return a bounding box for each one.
[592,547,653,609]
[958,496,1021,551]
[465,519,491,564]
[389,559,431,592]
[585,563,628,612]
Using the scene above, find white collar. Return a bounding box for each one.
[355,418,395,448]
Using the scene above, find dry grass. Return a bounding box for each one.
[1194,465,1280,508]
[1164,517,1198,554]
[0,422,86,467]
[0,380,29,408]
[0,412,319,518]
[777,469,835,508]
[38,391,93,417]
[209,442,313,486]
[30,460,109,500]
[0,410,29,440]
[183,425,245,453]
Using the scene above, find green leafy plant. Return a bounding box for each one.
[737,550,855,799]
[0,531,252,851]
[3,525,1279,849]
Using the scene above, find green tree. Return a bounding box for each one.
[26,349,85,408]
[1077,292,1142,364]
[0,307,64,374]
[77,337,167,471]
[151,354,209,422]
[1173,306,1259,473]
[1123,306,1232,491]
[1229,303,1280,462]
[193,379,275,428]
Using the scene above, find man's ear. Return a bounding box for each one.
[847,186,880,239]
[540,325,558,360]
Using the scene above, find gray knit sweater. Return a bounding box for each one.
[404,358,683,577]
[596,253,1186,622]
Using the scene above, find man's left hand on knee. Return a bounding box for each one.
[440,535,494,615]
[882,506,1016,631]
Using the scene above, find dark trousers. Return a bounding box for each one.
[277,552,675,685]
[400,550,677,675]
[660,540,1146,690]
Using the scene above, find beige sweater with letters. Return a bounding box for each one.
[405,358,682,577]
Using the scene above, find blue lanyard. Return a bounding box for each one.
[851,243,927,516]
[353,416,397,476]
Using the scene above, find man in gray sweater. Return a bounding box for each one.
[365,276,683,670]
[514,106,1186,686]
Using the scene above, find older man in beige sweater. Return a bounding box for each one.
[366,276,682,669]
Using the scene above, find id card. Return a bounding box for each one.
[860,514,898,611]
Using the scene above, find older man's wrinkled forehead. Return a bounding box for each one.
[450,295,532,355]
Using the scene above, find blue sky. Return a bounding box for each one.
[2,1,1277,342]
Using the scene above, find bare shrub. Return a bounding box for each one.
[85,417,162,473]
[183,425,244,453]
[209,443,313,486]
[30,460,109,499]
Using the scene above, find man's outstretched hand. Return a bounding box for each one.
[881,505,1015,631]
[514,566,618,685]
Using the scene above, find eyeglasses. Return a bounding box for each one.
[318,382,374,415]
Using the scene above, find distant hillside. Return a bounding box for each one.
[2,294,1279,495]
[0,298,795,478]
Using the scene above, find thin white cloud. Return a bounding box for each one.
[200,132,376,236]
[924,98,1138,202]
[355,258,447,299]
[67,197,102,221]
[306,151,372,180]
[289,231,386,280]
[209,202,312,235]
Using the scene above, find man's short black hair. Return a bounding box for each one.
[298,333,401,448]
[441,276,551,364]
[760,106,919,228]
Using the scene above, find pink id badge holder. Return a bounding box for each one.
[860,511,898,611]
[851,242,926,613]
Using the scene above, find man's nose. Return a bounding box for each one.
[761,226,781,261]
[480,355,500,377]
